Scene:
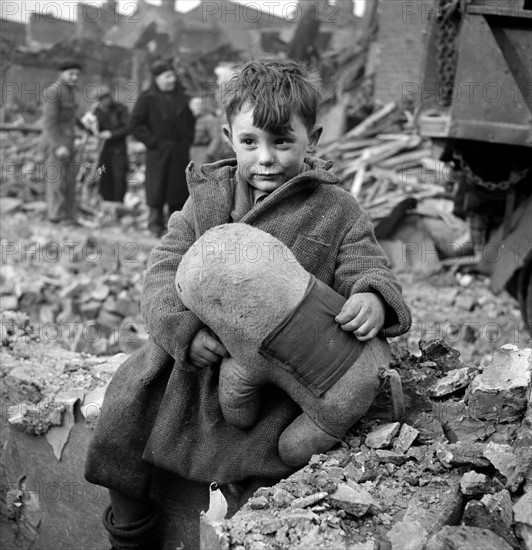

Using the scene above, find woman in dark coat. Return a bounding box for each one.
[130,59,195,237]
[94,86,130,202]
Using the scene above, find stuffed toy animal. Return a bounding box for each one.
[176,223,392,467]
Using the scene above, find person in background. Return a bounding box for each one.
[93,86,130,203]
[188,96,223,167]
[41,59,83,225]
[130,59,195,237]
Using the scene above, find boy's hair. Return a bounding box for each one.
[222,58,321,134]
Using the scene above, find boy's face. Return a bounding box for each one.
[223,104,322,192]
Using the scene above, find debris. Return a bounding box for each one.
[403,476,463,536]
[428,368,477,398]
[462,498,520,549]
[328,481,381,517]
[466,346,532,423]
[387,521,428,550]
[8,400,65,435]
[425,525,513,550]
[365,422,400,449]
[393,424,419,454]
[459,471,502,496]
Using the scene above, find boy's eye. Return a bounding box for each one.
[240,138,255,146]
[274,138,292,146]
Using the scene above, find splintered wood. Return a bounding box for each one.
[318,102,452,222]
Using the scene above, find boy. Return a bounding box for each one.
[85,58,411,549]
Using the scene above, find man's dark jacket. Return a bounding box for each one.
[130,80,195,207]
[85,158,412,500]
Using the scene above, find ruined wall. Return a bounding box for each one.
[374,0,434,107]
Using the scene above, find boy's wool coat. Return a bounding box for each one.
[85,158,411,499]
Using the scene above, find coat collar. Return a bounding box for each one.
[186,157,339,236]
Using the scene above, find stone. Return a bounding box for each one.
[248,496,269,510]
[419,339,466,372]
[8,400,65,435]
[272,487,294,508]
[5,366,43,403]
[393,424,419,454]
[466,345,532,423]
[114,289,140,317]
[514,492,532,526]
[460,471,501,496]
[90,283,110,302]
[403,476,463,536]
[426,526,512,550]
[483,442,517,480]
[387,521,428,550]
[4,407,108,549]
[328,481,381,517]
[435,442,491,469]
[411,412,446,444]
[375,450,409,466]
[462,500,520,549]
[1,295,19,310]
[481,490,514,527]
[96,308,123,331]
[428,368,476,398]
[365,422,400,449]
[432,400,496,444]
[78,299,101,319]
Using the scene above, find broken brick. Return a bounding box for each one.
[393,424,419,454]
[466,345,531,423]
[459,471,502,496]
[328,481,381,517]
[428,368,476,398]
[387,521,428,550]
[426,525,513,550]
[365,422,400,449]
[462,500,520,549]
[403,475,463,535]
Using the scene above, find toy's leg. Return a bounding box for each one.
[278,336,389,467]
[219,356,261,429]
[278,413,340,467]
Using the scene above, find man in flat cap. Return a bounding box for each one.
[93,85,130,203]
[130,58,195,237]
[41,59,83,225]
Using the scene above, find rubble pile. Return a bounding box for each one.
[0,220,152,356]
[0,130,44,201]
[202,341,532,550]
[318,103,453,222]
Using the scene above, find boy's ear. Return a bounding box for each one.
[222,124,235,152]
[307,125,323,154]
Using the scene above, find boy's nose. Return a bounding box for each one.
[257,145,275,164]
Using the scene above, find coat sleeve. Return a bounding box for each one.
[141,200,204,360]
[333,207,412,337]
[130,93,158,149]
[41,85,65,150]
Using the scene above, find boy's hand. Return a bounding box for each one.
[335,292,386,342]
[187,328,229,369]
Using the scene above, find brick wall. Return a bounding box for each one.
[374,0,435,107]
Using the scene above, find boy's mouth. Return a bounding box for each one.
[253,173,282,179]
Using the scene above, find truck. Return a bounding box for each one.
[416,0,532,336]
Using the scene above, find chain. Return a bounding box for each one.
[455,151,530,191]
[436,0,465,106]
